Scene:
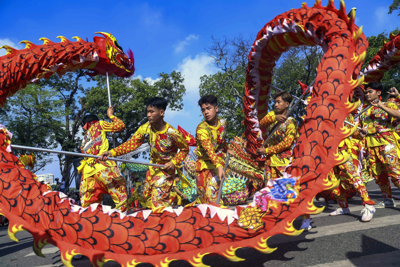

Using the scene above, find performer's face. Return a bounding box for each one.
[274,96,289,114]
[200,103,218,122]
[147,106,165,124]
[365,87,381,102]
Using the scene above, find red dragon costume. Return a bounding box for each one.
[0,2,391,266]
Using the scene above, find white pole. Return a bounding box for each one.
[11,144,164,168]
[106,71,116,148]
[106,71,112,107]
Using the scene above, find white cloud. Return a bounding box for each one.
[165,108,191,120]
[177,53,218,96]
[131,74,160,85]
[0,38,24,56]
[174,34,199,53]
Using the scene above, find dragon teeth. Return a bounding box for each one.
[142,210,152,220]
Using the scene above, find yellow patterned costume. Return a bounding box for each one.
[110,122,189,212]
[195,119,227,204]
[78,115,128,211]
[355,96,400,199]
[260,111,298,182]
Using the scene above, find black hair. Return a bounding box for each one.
[198,95,218,107]
[147,97,168,110]
[273,91,293,104]
[366,82,383,91]
[82,114,99,126]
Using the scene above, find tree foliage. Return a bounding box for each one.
[0,83,63,172]
[389,0,400,15]
[362,29,400,97]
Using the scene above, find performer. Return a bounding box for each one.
[256,92,304,226]
[100,97,189,212]
[329,113,375,222]
[78,107,128,212]
[256,91,298,181]
[195,95,227,204]
[356,83,400,208]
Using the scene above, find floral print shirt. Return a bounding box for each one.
[260,111,298,166]
[195,119,227,171]
[79,115,125,179]
[357,100,400,148]
[110,122,189,175]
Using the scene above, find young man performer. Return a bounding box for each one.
[196,95,227,204]
[329,112,376,221]
[78,107,128,212]
[100,97,189,212]
[256,91,298,181]
[356,82,400,208]
[255,92,302,225]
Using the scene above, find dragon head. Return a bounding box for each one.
[89,32,135,78]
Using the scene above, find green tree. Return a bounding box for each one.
[0,83,63,172]
[389,0,400,15]
[362,29,400,97]
[43,70,90,187]
[83,71,186,158]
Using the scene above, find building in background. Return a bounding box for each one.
[36,173,55,184]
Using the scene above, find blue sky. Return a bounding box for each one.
[1,0,400,181]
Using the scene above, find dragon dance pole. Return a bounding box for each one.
[216,153,230,205]
[11,144,164,168]
[106,71,116,148]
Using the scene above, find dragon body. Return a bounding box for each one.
[0,1,375,266]
[0,32,134,107]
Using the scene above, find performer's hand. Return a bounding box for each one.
[162,161,175,171]
[256,148,267,155]
[359,128,367,138]
[99,151,112,161]
[107,106,114,117]
[370,99,383,108]
[182,194,188,200]
[388,87,399,98]
[275,114,287,123]
[217,166,225,184]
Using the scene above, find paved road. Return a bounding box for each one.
[1,182,400,267]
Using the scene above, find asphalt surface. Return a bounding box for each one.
[1,182,400,267]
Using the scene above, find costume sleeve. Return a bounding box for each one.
[170,131,190,167]
[260,111,276,128]
[100,115,125,132]
[110,124,145,157]
[197,127,224,168]
[265,119,298,156]
[387,102,399,110]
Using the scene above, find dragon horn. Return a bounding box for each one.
[39,38,54,45]
[72,36,85,42]
[0,45,17,55]
[19,40,36,49]
[56,36,69,43]
[326,0,336,10]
